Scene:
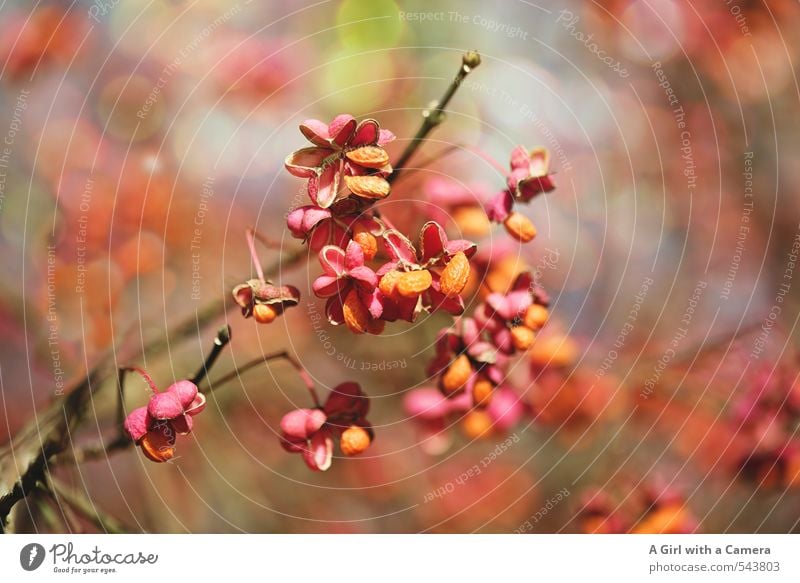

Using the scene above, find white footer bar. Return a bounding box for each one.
[2,534,798,582]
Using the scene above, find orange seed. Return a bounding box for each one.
[472,376,494,407]
[440,251,470,298]
[342,288,370,334]
[140,434,175,463]
[441,354,472,395]
[453,206,491,237]
[345,145,389,169]
[253,303,278,324]
[352,224,377,261]
[340,425,372,456]
[379,270,403,298]
[344,175,390,199]
[503,212,537,243]
[462,410,493,439]
[524,304,549,330]
[511,325,536,351]
[397,269,433,298]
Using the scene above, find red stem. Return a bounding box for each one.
[245,227,266,284]
[123,366,159,394]
[251,228,288,251]
[463,145,509,176]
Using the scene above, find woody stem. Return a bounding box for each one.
[389,50,481,183]
[116,368,127,426]
[191,325,233,385]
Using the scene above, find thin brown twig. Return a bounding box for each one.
[191,325,233,385]
[375,51,480,226]
[115,368,127,427]
[388,50,481,183]
[203,350,320,407]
